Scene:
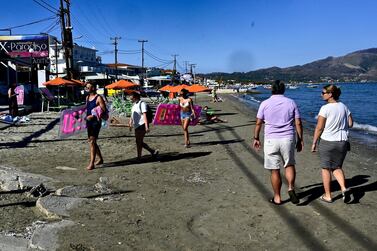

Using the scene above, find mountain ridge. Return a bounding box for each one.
[201,48,377,82]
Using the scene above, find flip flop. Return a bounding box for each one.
[288,190,300,204]
[342,189,352,204]
[319,195,333,203]
[269,198,282,205]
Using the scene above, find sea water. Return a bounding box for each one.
[237,82,377,149]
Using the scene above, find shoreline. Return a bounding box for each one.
[0,93,376,250]
[230,93,377,152]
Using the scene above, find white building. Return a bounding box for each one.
[48,36,97,79]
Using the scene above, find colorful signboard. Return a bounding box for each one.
[0,35,49,58]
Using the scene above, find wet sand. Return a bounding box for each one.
[0,93,376,250]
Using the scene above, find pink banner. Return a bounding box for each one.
[153,104,202,126]
[15,86,24,105]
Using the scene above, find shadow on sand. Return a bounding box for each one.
[102,151,212,168]
[297,175,375,205]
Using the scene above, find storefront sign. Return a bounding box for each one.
[0,35,49,58]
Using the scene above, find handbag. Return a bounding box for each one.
[346,141,351,151]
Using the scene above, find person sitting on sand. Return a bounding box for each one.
[199,106,227,124]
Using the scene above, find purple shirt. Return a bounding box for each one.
[256,95,300,139]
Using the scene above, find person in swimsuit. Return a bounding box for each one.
[178,88,196,147]
[85,83,106,170]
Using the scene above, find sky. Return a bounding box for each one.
[1,0,377,73]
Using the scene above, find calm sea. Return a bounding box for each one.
[236,82,377,149]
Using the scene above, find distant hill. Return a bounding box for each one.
[201,48,377,82]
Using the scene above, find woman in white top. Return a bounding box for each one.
[312,84,353,203]
[128,92,158,161]
[178,88,196,147]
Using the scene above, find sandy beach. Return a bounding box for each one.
[0,93,376,250]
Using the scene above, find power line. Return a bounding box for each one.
[39,0,59,11]
[41,17,60,34]
[73,2,110,40]
[33,0,58,14]
[118,51,141,55]
[144,50,172,63]
[118,49,141,53]
[151,61,173,69]
[1,16,57,30]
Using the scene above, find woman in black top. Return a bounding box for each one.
[85,83,106,170]
[8,83,18,117]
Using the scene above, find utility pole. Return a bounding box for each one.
[172,54,178,73]
[54,38,59,76]
[184,61,189,73]
[138,39,148,84]
[189,63,196,83]
[170,54,178,85]
[59,0,74,79]
[111,36,121,81]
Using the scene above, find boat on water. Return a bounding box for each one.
[307,84,319,88]
[287,84,299,89]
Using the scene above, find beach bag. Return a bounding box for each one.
[92,106,109,121]
[139,101,153,124]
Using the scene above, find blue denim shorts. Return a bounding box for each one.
[180,111,192,120]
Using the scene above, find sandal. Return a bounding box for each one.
[319,195,333,203]
[288,190,300,204]
[269,198,282,205]
[342,189,351,204]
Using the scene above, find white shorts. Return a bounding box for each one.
[264,138,296,170]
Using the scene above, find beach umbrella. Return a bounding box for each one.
[169,84,190,93]
[43,77,84,107]
[187,84,210,93]
[105,79,139,89]
[70,79,86,86]
[43,78,77,86]
[159,85,172,92]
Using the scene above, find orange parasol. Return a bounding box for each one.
[105,79,139,89]
[43,77,83,87]
[169,84,191,93]
[70,79,86,86]
[159,85,172,92]
[187,84,210,93]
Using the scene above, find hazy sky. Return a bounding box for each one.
[1,0,377,73]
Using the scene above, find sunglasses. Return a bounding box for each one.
[321,91,329,95]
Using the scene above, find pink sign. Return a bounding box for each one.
[59,105,87,138]
[15,86,24,105]
[153,104,202,126]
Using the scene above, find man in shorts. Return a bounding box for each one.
[253,80,304,205]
